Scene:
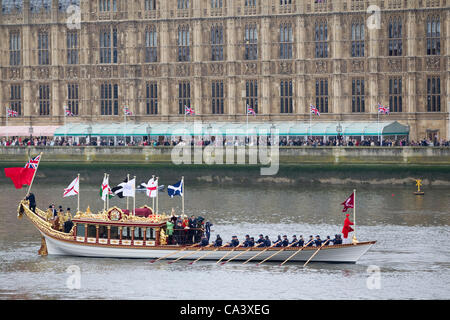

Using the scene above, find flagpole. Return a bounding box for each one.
[310,107,312,143]
[133,176,136,216]
[6,106,9,141]
[124,107,127,146]
[156,177,159,214]
[77,173,80,213]
[26,152,43,196]
[64,105,67,141]
[182,176,185,215]
[353,189,357,241]
[127,174,130,211]
[152,175,155,210]
[103,173,106,212]
[246,105,249,145]
[106,173,110,211]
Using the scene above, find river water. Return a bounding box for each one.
[0,169,449,300]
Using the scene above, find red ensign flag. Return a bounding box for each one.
[341,192,355,212]
[4,168,35,189]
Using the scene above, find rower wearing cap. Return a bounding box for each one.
[314,235,322,247]
[298,235,305,247]
[230,236,239,247]
[243,235,251,247]
[256,234,265,247]
[307,236,314,247]
[273,235,283,247]
[290,235,299,247]
[281,235,289,247]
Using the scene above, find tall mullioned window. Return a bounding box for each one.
[389,78,402,113]
[146,82,158,115]
[211,81,224,114]
[245,0,256,6]
[315,79,328,113]
[427,77,441,112]
[9,32,21,66]
[145,27,158,63]
[244,24,258,60]
[39,84,50,116]
[426,16,441,56]
[314,21,328,58]
[178,25,190,62]
[178,0,189,9]
[67,83,79,115]
[99,0,117,12]
[246,80,258,114]
[351,21,365,57]
[38,31,50,65]
[145,0,156,10]
[388,17,402,56]
[279,23,293,59]
[10,84,22,116]
[178,82,191,114]
[67,31,79,65]
[351,79,365,113]
[101,83,119,115]
[211,0,222,8]
[211,25,224,61]
[280,80,293,114]
[100,28,118,64]
[58,0,80,12]
[30,0,51,13]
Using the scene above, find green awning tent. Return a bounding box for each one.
[54,121,409,137]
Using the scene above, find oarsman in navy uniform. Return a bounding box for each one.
[214,235,223,247]
[290,235,299,247]
[248,237,255,247]
[200,235,209,247]
[243,235,251,247]
[256,234,265,247]
[204,221,213,242]
[307,236,314,247]
[314,235,322,247]
[229,236,240,247]
[273,235,283,247]
[324,236,331,246]
[298,235,305,247]
[281,235,289,247]
[264,236,272,247]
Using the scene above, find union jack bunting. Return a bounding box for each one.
[64,107,74,117]
[25,155,41,170]
[124,106,133,116]
[7,108,18,117]
[310,104,321,116]
[247,105,256,115]
[378,104,390,114]
[185,105,195,115]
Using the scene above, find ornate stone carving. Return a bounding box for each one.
[315,60,327,73]
[65,67,79,79]
[387,59,402,72]
[279,61,292,74]
[176,64,190,77]
[244,62,258,75]
[9,68,22,80]
[351,60,364,72]
[210,63,224,75]
[37,67,50,79]
[97,66,111,78]
[144,64,158,77]
[425,56,440,70]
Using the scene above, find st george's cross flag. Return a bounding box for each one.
[100,175,113,201]
[145,177,158,198]
[341,192,355,213]
[63,176,79,198]
[168,180,183,198]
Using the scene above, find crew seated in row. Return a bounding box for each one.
[207,234,344,248]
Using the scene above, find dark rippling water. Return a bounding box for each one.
[0,172,449,300]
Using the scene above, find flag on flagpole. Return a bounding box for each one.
[100,175,113,201]
[185,105,195,115]
[341,192,355,213]
[65,107,74,117]
[247,105,256,115]
[124,106,133,116]
[4,167,35,189]
[63,176,80,198]
[7,108,18,117]
[25,155,41,170]
[310,104,321,116]
[168,180,183,198]
[378,104,390,115]
[111,177,129,198]
[145,177,158,198]
[122,178,136,198]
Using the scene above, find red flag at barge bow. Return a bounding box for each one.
[4,167,35,189]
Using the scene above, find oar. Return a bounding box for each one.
[257,241,299,266]
[168,244,212,264]
[303,239,330,267]
[216,244,244,264]
[242,241,281,265]
[279,239,314,266]
[221,246,254,265]
[149,243,197,263]
[189,244,227,265]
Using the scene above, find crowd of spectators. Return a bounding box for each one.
[1,136,449,147]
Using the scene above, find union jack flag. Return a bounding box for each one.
[124,106,133,116]
[378,104,390,114]
[247,105,256,115]
[25,155,41,170]
[310,104,321,116]
[7,108,18,118]
[185,105,195,115]
[65,107,74,117]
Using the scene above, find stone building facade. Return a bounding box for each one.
[0,0,449,140]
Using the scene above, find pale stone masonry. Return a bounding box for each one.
[0,0,449,141]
